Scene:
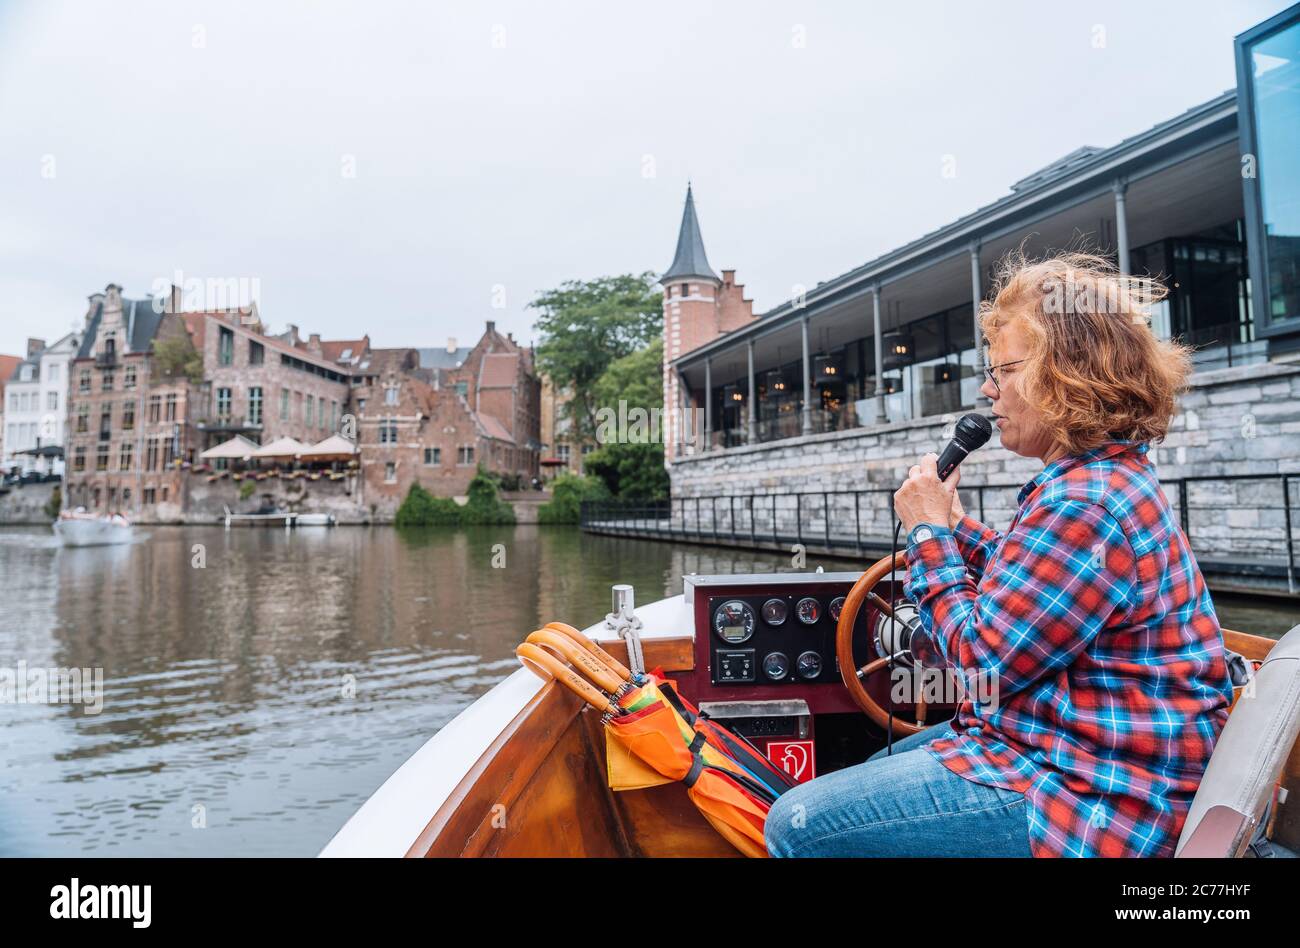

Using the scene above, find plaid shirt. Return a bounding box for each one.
[904,441,1232,857]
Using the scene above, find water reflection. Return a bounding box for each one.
[0,524,836,856]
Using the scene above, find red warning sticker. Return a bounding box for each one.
[767,740,816,783]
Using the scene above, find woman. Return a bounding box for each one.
[766,251,1234,858]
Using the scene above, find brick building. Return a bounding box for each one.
[58,283,543,520]
[352,346,521,515]
[180,307,352,452]
[344,321,541,516]
[441,321,541,478]
[62,284,355,522]
[64,285,199,521]
[660,185,756,462]
[539,374,594,476]
[318,335,371,376]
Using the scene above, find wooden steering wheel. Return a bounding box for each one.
[834,551,930,737]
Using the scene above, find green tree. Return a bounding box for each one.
[43,485,62,519]
[461,467,516,525]
[583,338,670,501]
[537,473,610,524]
[531,273,662,440]
[395,483,463,527]
[591,336,663,418]
[583,442,669,501]
[152,334,203,384]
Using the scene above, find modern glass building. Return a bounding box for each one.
[1238,4,1300,343]
[671,4,1300,456]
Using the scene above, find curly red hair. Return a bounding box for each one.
[979,251,1190,455]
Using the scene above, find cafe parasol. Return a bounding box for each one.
[297,435,359,463]
[199,435,259,462]
[250,437,308,462]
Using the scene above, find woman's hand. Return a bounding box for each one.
[893,453,958,535]
[947,467,966,529]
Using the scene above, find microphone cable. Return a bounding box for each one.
[884,507,903,755]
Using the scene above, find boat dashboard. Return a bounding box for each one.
[676,572,942,780]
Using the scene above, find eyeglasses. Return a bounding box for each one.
[983,359,1025,395]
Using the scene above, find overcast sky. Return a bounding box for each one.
[0,0,1289,357]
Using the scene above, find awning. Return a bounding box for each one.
[16,444,64,458]
[200,435,260,461]
[298,435,359,461]
[251,436,308,460]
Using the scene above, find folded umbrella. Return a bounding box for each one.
[541,623,798,801]
[517,622,798,858]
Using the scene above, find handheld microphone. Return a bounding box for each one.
[935,412,993,481]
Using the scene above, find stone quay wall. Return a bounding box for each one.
[0,482,58,525]
[184,473,367,524]
[666,361,1300,575]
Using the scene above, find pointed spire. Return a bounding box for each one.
[661,184,720,284]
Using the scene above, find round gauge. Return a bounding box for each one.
[713,600,756,644]
[829,596,846,623]
[795,597,822,625]
[763,652,790,681]
[761,598,788,626]
[797,650,823,680]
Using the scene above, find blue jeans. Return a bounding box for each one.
[765,721,1032,857]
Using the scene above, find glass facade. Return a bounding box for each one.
[704,301,980,445]
[1238,8,1300,337]
[1129,220,1263,370]
[882,302,978,423]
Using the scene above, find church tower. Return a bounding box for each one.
[660,185,754,463]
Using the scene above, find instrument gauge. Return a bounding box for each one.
[763,652,790,681]
[796,651,823,680]
[795,597,822,625]
[829,596,846,623]
[761,598,788,626]
[713,600,756,644]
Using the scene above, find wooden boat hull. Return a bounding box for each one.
[406,635,739,858]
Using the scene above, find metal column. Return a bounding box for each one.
[703,358,712,453]
[872,284,886,425]
[800,315,812,436]
[746,338,757,445]
[970,241,986,408]
[1114,178,1130,273]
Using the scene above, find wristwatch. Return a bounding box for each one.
[908,523,943,545]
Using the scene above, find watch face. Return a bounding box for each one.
[913,526,933,543]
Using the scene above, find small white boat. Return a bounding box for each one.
[221,505,336,528]
[53,508,134,547]
[294,513,336,527]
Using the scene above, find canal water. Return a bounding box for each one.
[1,524,1297,857]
